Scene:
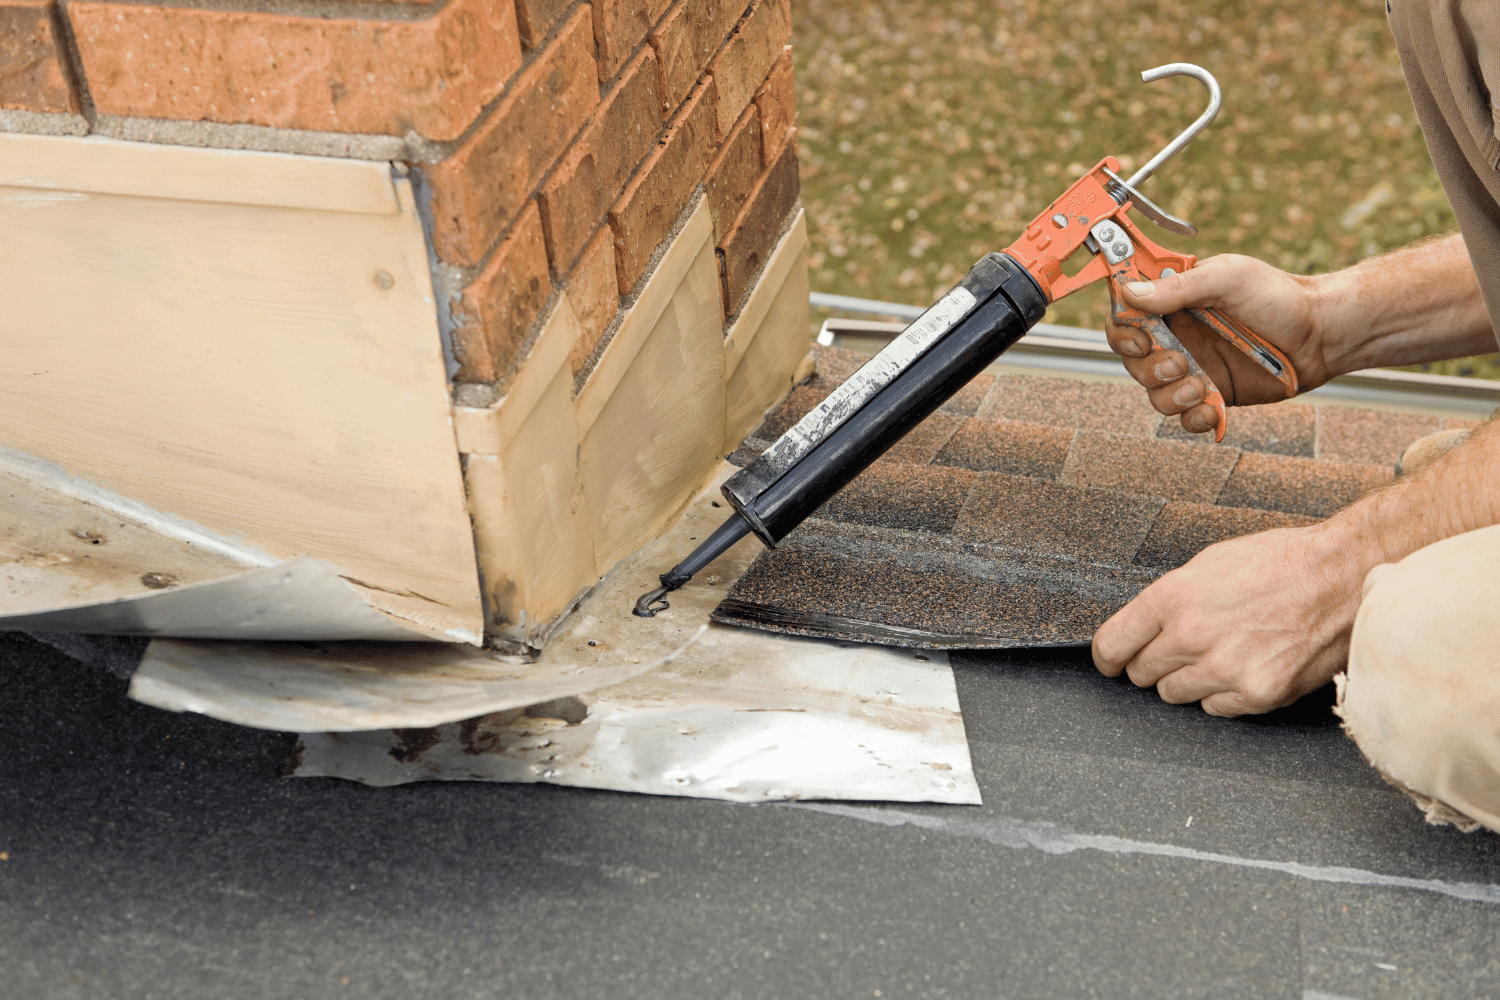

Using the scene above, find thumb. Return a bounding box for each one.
[1120,261,1238,314]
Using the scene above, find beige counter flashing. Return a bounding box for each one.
[0,132,401,215]
[0,133,482,643]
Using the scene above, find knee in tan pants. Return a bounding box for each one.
[1338,524,1500,834]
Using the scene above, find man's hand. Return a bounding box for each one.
[1104,254,1333,434]
[1093,416,1500,717]
[1105,236,1495,436]
[1092,523,1365,716]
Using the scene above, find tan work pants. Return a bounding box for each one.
[1338,524,1500,833]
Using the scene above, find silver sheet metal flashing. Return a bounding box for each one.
[292,465,982,804]
[811,293,1500,420]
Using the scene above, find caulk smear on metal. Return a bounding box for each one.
[788,802,1500,906]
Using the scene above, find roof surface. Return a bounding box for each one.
[6,630,1500,999]
[715,346,1473,648]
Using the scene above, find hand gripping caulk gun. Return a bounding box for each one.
[634,62,1299,618]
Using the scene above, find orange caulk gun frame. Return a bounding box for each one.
[1001,65,1298,442]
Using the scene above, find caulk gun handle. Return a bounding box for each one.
[1105,267,1230,443]
[1183,306,1300,399]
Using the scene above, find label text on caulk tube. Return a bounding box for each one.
[760,286,980,468]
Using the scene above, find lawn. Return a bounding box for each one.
[791,0,1497,378]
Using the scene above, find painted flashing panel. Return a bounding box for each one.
[0,135,483,642]
[0,132,401,214]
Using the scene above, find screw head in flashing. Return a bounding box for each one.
[373,269,395,290]
[1112,242,1130,257]
[1100,226,1117,242]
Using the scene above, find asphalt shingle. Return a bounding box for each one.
[713,347,1436,647]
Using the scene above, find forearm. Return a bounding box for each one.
[1316,415,1500,577]
[1308,233,1496,375]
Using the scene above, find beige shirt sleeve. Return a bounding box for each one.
[1389,0,1500,345]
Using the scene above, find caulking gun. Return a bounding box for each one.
[634,62,1298,617]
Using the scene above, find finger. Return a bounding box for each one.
[1154,662,1234,706]
[1121,630,1199,689]
[1119,258,1249,315]
[1178,402,1220,434]
[1146,373,1208,416]
[1199,691,1256,718]
[1118,348,1190,392]
[1104,322,1151,360]
[1091,597,1165,677]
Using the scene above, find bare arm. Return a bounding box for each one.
[1308,233,1495,374]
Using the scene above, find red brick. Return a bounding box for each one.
[753,46,795,162]
[716,127,799,315]
[513,0,571,49]
[425,6,598,267]
[704,102,761,241]
[452,201,552,384]
[536,46,660,272]
[567,225,621,377]
[608,79,718,295]
[68,0,519,141]
[706,0,790,142]
[648,0,744,115]
[593,0,672,83]
[0,0,75,113]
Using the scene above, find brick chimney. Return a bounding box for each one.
[1,0,811,649]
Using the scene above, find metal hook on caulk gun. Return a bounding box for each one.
[1098,63,1222,239]
[1127,63,1222,189]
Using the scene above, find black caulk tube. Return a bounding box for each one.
[633,252,1047,616]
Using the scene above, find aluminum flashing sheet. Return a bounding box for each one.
[293,467,981,804]
[712,346,1474,649]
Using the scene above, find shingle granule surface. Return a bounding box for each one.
[1133,502,1321,569]
[1315,407,1442,466]
[710,347,1447,647]
[976,374,1163,436]
[1217,452,1393,518]
[932,417,1072,478]
[1157,400,1317,456]
[1059,430,1240,503]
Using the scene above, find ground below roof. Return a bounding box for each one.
[4,629,1497,999]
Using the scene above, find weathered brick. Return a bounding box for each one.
[648,0,745,115]
[0,0,75,113]
[68,0,520,141]
[452,201,552,384]
[707,0,790,141]
[608,78,718,295]
[704,102,761,241]
[513,0,571,49]
[606,79,717,295]
[753,46,795,161]
[537,46,660,272]
[717,128,799,316]
[567,225,621,376]
[425,6,598,267]
[593,0,672,83]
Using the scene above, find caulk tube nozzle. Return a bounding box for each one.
[633,511,752,617]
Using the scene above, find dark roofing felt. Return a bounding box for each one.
[713,346,1471,649]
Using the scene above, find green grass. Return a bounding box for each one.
[792,0,1500,379]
